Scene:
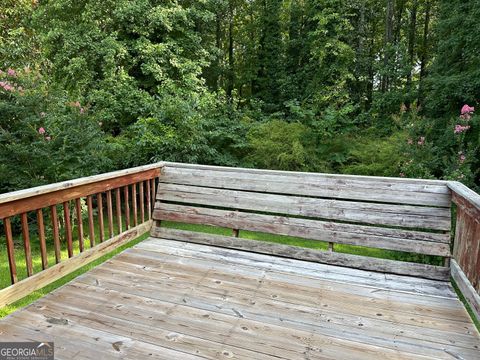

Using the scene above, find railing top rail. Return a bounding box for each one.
[161,162,450,186]
[448,181,480,213]
[0,162,164,206]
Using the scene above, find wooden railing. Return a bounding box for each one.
[0,161,480,322]
[0,163,161,306]
[449,181,480,321]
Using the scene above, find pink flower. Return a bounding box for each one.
[45,136,51,141]
[460,113,472,120]
[454,124,471,134]
[79,107,85,114]
[407,139,413,145]
[459,154,466,163]
[461,104,475,115]
[38,127,46,134]
[417,136,425,145]
[3,84,13,91]
[7,68,16,77]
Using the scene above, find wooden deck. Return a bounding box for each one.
[0,238,479,359]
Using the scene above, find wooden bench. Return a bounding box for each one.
[152,163,452,281]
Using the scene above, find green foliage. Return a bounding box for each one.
[0,0,39,68]
[0,0,479,194]
[339,132,406,177]
[426,0,480,116]
[0,67,112,192]
[34,0,213,134]
[246,119,318,171]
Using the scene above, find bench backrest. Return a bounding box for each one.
[151,163,452,281]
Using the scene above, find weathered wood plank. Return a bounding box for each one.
[124,186,130,230]
[140,238,456,298]
[0,221,152,307]
[60,280,474,360]
[36,209,48,270]
[20,213,33,277]
[93,256,475,340]
[152,228,449,280]
[449,181,480,216]
[75,198,84,253]
[50,205,61,263]
[3,217,17,284]
[162,162,449,186]
[453,208,480,294]
[115,187,122,233]
[157,183,451,230]
[87,195,95,247]
[152,204,450,256]
[139,181,145,223]
[451,260,480,323]
[132,184,138,227]
[146,180,151,220]
[63,201,73,258]
[106,190,114,238]
[160,165,451,207]
[97,193,104,243]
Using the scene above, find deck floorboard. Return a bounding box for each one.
[0,237,479,359]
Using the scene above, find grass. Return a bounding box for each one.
[0,219,478,333]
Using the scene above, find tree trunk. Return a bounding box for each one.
[382,0,395,92]
[418,0,431,108]
[226,0,235,98]
[214,10,222,91]
[405,0,418,110]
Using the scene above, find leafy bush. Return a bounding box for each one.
[246,119,318,171]
[0,67,112,192]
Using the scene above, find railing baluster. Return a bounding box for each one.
[97,193,104,243]
[4,217,17,284]
[20,213,33,277]
[63,201,73,258]
[146,180,151,220]
[36,209,48,270]
[132,184,138,227]
[150,178,156,212]
[106,190,114,238]
[124,186,130,230]
[116,188,122,232]
[75,198,84,253]
[139,181,145,223]
[50,205,61,263]
[87,195,95,247]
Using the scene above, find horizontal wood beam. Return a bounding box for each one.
[162,162,449,186]
[451,260,480,322]
[153,203,451,256]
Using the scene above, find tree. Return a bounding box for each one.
[425,0,480,116]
